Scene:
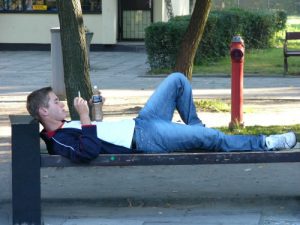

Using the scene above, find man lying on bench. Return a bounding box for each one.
[26,72,297,163]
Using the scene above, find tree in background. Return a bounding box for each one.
[165,0,174,19]
[174,0,212,80]
[57,0,92,119]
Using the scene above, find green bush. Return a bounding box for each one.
[145,21,187,69]
[145,8,287,70]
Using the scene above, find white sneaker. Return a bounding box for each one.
[265,132,297,150]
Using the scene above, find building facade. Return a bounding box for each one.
[0,0,189,49]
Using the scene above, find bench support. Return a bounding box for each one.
[283,31,300,74]
[10,115,41,225]
[284,56,288,74]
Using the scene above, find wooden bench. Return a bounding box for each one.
[10,115,300,225]
[283,31,300,74]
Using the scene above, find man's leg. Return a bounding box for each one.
[134,119,266,153]
[137,72,204,125]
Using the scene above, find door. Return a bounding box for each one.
[119,0,153,41]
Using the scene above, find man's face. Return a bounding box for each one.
[44,92,67,121]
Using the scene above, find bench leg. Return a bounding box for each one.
[11,116,41,225]
[284,56,288,74]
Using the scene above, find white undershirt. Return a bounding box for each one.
[62,119,135,148]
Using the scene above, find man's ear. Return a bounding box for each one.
[38,107,48,118]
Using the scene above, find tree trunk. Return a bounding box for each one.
[57,0,92,119]
[174,0,212,80]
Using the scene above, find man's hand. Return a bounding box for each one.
[74,97,91,125]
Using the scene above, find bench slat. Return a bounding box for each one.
[41,151,300,167]
[285,51,300,56]
[286,32,300,40]
[283,31,300,73]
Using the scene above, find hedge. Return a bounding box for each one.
[145,8,287,70]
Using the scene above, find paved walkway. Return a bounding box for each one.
[0,51,300,224]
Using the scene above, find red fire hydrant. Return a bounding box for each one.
[229,35,245,129]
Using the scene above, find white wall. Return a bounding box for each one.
[0,0,117,44]
[100,0,118,44]
[0,13,106,44]
[172,0,190,16]
[153,0,190,23]
[0,14,59,43]
[153,0,164,22]
[0,0,188,44]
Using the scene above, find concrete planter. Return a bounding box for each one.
[51,27,93,99]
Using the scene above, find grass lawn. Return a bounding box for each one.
[194,16,300,135]
[194,48,281,75]
[195,99,300,136]
[219,124,300,137]
[193,16,300,76]
[193,46,300,76]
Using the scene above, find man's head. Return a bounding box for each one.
[27,87,67,123]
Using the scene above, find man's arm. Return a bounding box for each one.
[41,123,102,163]
[74,97,91,125]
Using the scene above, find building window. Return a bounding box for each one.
[81,0,101,12]
[123,10,151,39]
[0,0,102,13]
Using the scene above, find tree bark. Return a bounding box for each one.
[174,0,212,80]
[57,0,92,119]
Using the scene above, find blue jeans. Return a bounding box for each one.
[134,72,266,153]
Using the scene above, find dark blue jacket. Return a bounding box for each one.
[40,124,133,163]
